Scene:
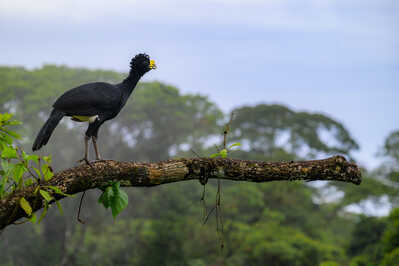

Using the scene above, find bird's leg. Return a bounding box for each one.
[92,136,102,160]
[77,135,91,165]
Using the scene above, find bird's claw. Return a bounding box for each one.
[77,158,93,167]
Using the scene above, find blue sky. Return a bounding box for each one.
[0,0,398,168]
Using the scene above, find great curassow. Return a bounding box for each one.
[32,53,156,162]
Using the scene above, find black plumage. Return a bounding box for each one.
[32,53,156,161]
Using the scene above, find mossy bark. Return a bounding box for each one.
[0,156,361,230]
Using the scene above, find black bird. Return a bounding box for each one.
[32,53,156,162]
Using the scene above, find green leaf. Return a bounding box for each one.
[98,182,128,218]
[98,186,114,209]
[55,200,63,214]
[41,164,54,181]
[34,186,40,194]
[20,197,32,216]
[17,177,24,189]
[1,160,12,174]
[24,178,34,186]
[29,213,37,224]
[12,163,26,183]
[228,142,241,149]
[2,128,20,139]
[210,152,220,158]
[33,167,41,179]
[1,145,17,159]
[0,183,4,198]
[1,113,12,122]
[43,156,52,164]
[1,171,8,192]
[111,182,128,219]
[220,149,228,158]
[38,202,48,223]
[1,134,13,144]
[7,120,22,126]
[45,185,73,197]
[26,154,39,165]
[111,190,128,219]
[112,180,121,192]
[39,189,53,202]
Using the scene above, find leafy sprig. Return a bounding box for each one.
[98,181,129,219]
[210,142,241,159]
[0,113,71,224]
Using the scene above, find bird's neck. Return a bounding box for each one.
[121,71,143,97]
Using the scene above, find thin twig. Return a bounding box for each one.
[77,191,86,224]
[202,112,235,246]
[200,184,207,222]
[216,111,234,250]
[203,205,216,225]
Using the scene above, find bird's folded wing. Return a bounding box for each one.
[53,82,122,116]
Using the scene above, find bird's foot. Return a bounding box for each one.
[77,158,93,167]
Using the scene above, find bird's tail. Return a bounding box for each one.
[32,109,64,151]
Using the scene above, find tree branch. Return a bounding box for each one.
[0,156,361,230]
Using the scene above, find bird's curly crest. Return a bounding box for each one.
[130,53,150,69]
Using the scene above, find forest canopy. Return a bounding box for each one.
[0,65,398,266]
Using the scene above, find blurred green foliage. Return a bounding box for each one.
[0,65,397,266]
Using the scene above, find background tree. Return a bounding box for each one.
[0,65,397,266]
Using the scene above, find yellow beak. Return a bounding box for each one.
[149,60,157,70]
